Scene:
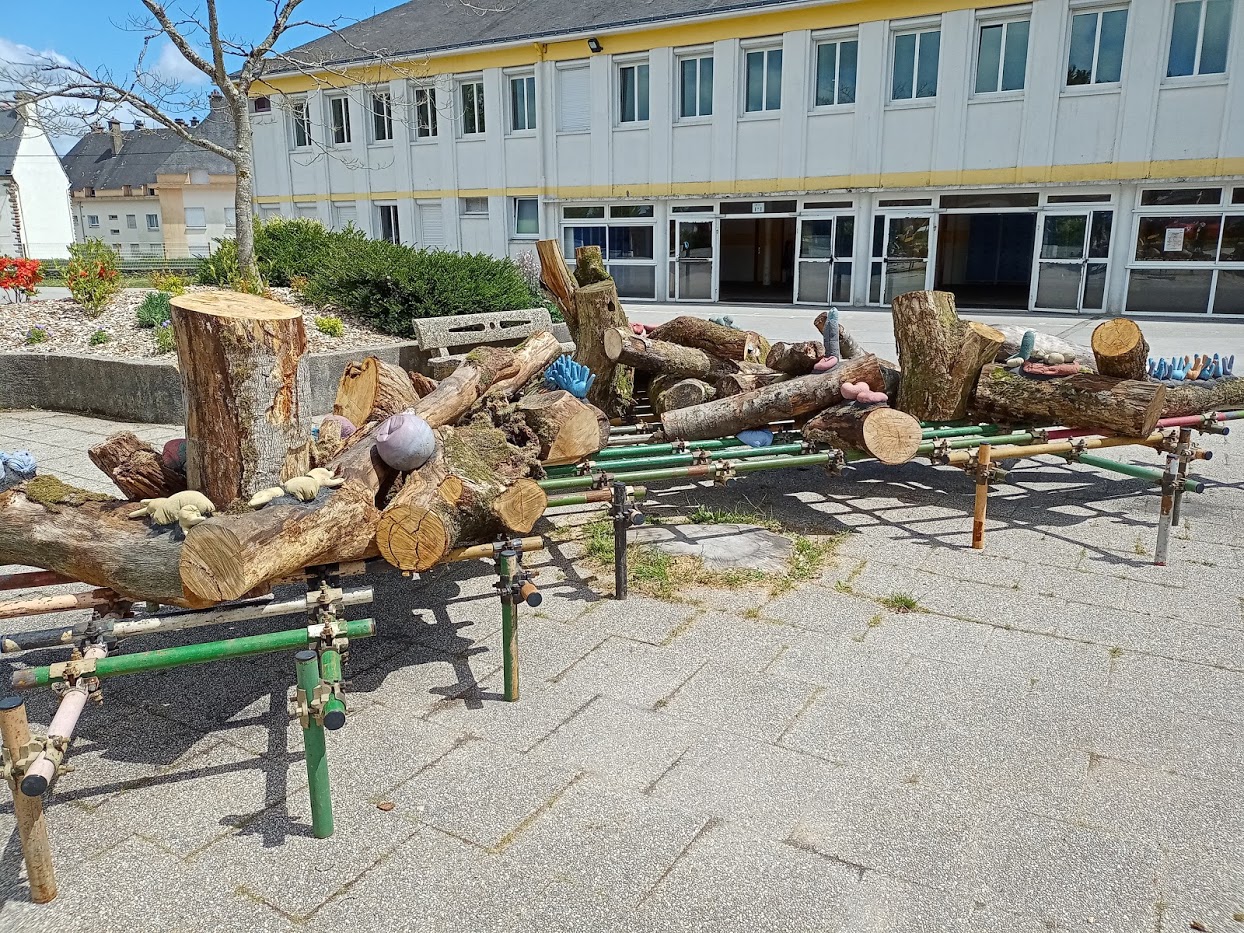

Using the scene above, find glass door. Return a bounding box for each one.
[1032,210,1112,311]
[869,214,934,304]
[795,215,854,304]
[669,219,717,301]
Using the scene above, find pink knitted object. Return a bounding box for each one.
[812,356,839,373]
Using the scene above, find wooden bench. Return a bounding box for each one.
[411,308,571,378]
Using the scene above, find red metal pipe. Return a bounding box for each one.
[0,571,77,593]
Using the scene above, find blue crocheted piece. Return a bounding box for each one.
[544,355,596,399]
[735,429,774,448]
[822,307,841,360]
[0,450,37,492]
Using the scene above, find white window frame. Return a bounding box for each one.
[224,208,236,229]
[1164,0,1234,80]
[87,215,100,228]
[811,30,860,109]
[460,197,489,216]
[376,203,400,244]
[513,197,540,238]
[126,214,137,229]
[507,71,537,133]
[556,62,592,133]
[1063,4,1129,89]
[675,48,714,121]
[616,57,651,125]
[972,11,1031,97]
[370,91,394,143]
[184,207,207,230]
[560,203,658,299]
[412,85,439,140]
[742,41,784,114]
[287,96,311,149]
[459,77,486,136]
[327,94,352,146]
[145,214,159,230]
[889,20,942,103]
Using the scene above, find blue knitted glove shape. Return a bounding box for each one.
[544,355,596,399]
[1170,356,1191,381]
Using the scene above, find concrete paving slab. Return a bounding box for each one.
[630,522,794,572]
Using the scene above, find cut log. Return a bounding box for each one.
[891,291,1005,422]
[489,331,567,399]
[972,364,1167,436]
[571,280,634,420]
[659,354,885,442]
[812,312,864,360]
[1092,319,1149,381]
[409,371,439,399]
[88,432,186,500]
[766,341,823,375]
[648,316,769,363]
[375,423,544,572]
[574,245,611,286]
[333,357,421,427]
[654,378,716,417]
[603,327,714,378]
[993,325,1096,372]
[413,346,519,427]
[517,390,609,465]
[170,290,312,508]
[802,404,923,465]
[1161,377,1244,418]
[714,370,791,397]
[536,238,578,319]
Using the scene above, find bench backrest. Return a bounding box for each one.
[411,308,553,356]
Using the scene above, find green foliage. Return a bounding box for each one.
[878,592,920,613]
[314,314,344,337]
[88,329,110,346]
[135,291,173,328]
[149,270,187,295]
[195,239,241,286]
[154,325,176,355]
[65,240,122,316]
[25,326,48,345]
[254,217,351,286]
[688,503,783,533]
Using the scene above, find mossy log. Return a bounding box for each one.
[1160,377,1244,417]
[574,245,611,286]
[88,432,186,500]
[972,364,1167,436]
[766,341,823,375]
[648,316,769,363]
[571,281,634,420]
[802,404,923,465]
[488,331,564,398]
[653,378,717,417]
[603,327,715,378]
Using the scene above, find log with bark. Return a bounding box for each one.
[575,245,611,286]
[170,290,312,508]
[766,341,823,375]
[1091,319,1149,381]
[648,316,770,363]
[88,432,186,500]
[802,403,924,465]
[653,378,717,417]
[971,364,1167,436]
[992,325,1096,372]
[891,291,1005,422]
[658,354,885,442]
[516,390,609,465]
[488,331,564,398]
[333,356,421,427]
[714,369,791,397]
[1160,377,1244,418]
[410,371,439,398]
[570,280,634,419]
[603,327,715,378]
[812,311,864,360]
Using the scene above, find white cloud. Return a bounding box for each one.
[152,41,209,86]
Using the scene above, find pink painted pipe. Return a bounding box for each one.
[19,643,107,797]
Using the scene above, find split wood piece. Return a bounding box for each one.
[488,331,564,398]
[574,245,611,286]
[1161,377,1244,417]
[333,357,421,427]
[0,697,56,903]
[658,354,885,442]
[653,378,717,417]
[517,390,610,465]
[376,424,545,572]
[603,326,714,378]
[648,315,770,364]
[536,238,578,319]
[88,432,186,500]
[1091,318,1149,381]
[972,364,1167,436]
[812,311,864,359]
[409,371,439,398]
[891,291,1005,422]
[766,341,823,375]
[993,325,1097,372]
[170,290,312,508]
[571,281,634,419]
[714,369,791,397]
[802,403,923,465]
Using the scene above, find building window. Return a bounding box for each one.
[892,27,940,100]
[328,95,351,145]
[126,214,137,229]
[1067,7,1128,86]
[744,46,783,112]
[371,92,393,142]
[108,215,118,221]
[678,54,714,118]
[414,87,438,139]
[618,61,650,123]
[814,38,858,106]
[797,214,855,304]
[146,214,159,230]
[460,197,489,215]
[557,64,591,132]
[1168,0,1233,77]
[514,197,539,236]
[224,208,235,228]
[377,204,400,244]
[509,74,536,132]
[561,205,657,298]
[184,207,206,229]
[87,215,100,228]
[460,79,486,135]
[332,203,358,231]
[975,18,1030,93]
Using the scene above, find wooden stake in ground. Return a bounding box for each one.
[170,290,312,508]
[516,390,610,465]
[972,444,992,550]
[333,357,421,427]
[88,432,186,500]
[648,316,770,363]
[891,291,1005,422]
[972,364,1167,436]
[802,403,923,464]
[0,697,56,903]
[1091,319,1149,381]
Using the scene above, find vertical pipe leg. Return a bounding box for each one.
[498,549,519,702]
[1171,428,1192,528]
[0,696,56,902]
[294,651,333,839]
[612,481,629,601]
[972,444,991,551]
[318,647,347,732]
[1154,445,1179,568]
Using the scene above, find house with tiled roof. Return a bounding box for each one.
[0,95,74,259]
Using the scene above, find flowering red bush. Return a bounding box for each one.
[65,240,122,316]
[0,257,43,303]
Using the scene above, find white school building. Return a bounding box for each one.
[250,0,1244,315]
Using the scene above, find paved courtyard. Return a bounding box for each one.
[0,407,1242,932]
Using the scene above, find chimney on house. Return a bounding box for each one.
[190,117,199,126]
[208,90,226,115]
[134,120,145,129]
[108,119,123,155]
[174,118,186,126]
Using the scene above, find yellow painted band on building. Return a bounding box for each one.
[253,157,1244,204]
[253,0,1021,94]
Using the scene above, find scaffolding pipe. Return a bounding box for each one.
[947,434,1165,467]
[1064,452,1205,493]
[0,696,56,901]
[545,486,646,510]
[295,650,334,839]
[0,570,75,593]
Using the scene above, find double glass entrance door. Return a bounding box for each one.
[1032,210,1112,311]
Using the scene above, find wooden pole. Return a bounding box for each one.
[0,696,57,903]
[946,433,1165,466]
[972,444,991,550]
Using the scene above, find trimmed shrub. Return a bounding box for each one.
[149,270,188,295]
[65,240,122,316]
[195,239,241,286]
[135,291,173,328]
[255,217,355,286]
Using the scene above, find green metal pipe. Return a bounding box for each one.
[920,424,1016,440]
[1067,452,1205,493]
[540,450,863,493]
[564,442,809,476]
[318,647,347,731]
[11,618,376,689]
[296,650,334,839]
[498,550,519,702]
[594,432,803,461]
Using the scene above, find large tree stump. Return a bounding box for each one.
[88,432,186,500]
[1091,319,1149,381]
[170,290,312,509]
[659,354,885,442]
[993,325,1096,372]
[648,316,769,363]
[603,327,714,378]
[766,341,823,375]
[489,331,564,398]
[891,291,1004,422]
[1161,377,1244,417]
[334,357,420,426]
[653,378,716,417]
[516,390,609,465]
[802,404,923,464]
[571,281,633,419]
[972,364,1167,436]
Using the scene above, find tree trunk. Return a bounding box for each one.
[972,364,1167,436]
[517,390,609,465]
[659,354,885,442]
[766,341,823,375]
[233,111,260,285]
[375,424,544,572]
[574,245,610,286]
[603,326,714,378]
[1160,377,1244,418]
[1091,319,1149,380]
[802,404,923,465]
[891,291,1004,422]
[333,356,421,427]
[536,239,578,318]
[170,290,312,509]
[812,312,864,359]
[488,331,564,398]
[571,281,634,419]
[654,378,716,416]
[993,325,1096,372]
[714,370,791,397]
[648,316,769,363]
[88,432,186,500]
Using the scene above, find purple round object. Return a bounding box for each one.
[375,413,436,472]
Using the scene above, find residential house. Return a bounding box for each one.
[0,95,74,259]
